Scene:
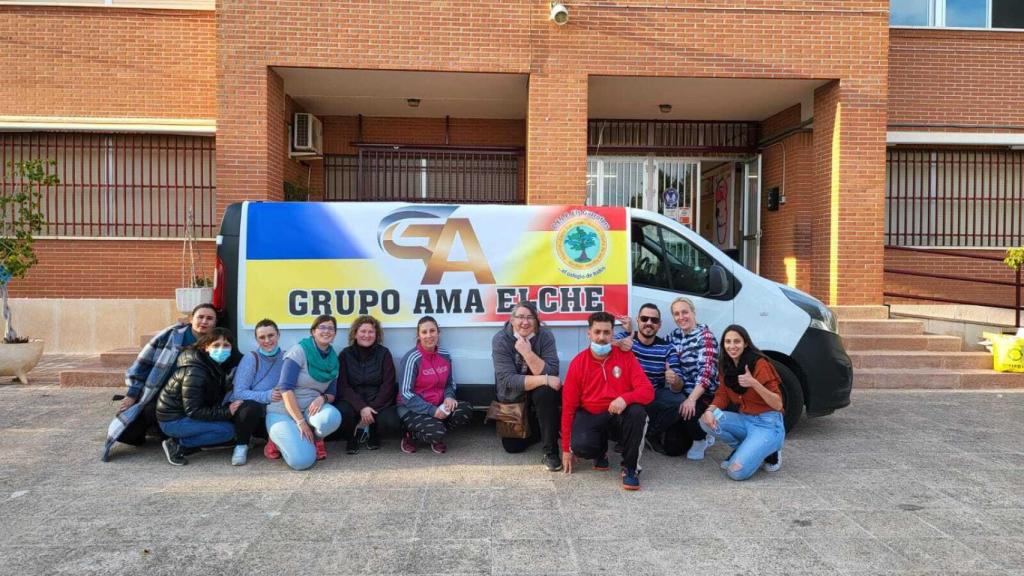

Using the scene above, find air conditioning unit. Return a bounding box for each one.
[291,112,323,157]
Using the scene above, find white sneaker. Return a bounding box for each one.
[761,450,781,472]
[231,444,249,466]
[687,439,709,460]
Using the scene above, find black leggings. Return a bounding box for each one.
[330,402,402,440]
[400,402,473,444]
[232,400,268,445]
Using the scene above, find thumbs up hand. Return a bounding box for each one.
[737,365,757,388]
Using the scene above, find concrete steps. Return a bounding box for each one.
[854,368,1024,389]
[58,354,125,388]
[100,347,140,368]
[842,334,963,352]
[834,306,1022,389]
[848,350,992,370]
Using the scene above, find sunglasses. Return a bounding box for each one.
[638,315,661,324]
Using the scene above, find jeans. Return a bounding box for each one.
[266,404,342,471]
[700,410,785,481]
[158,416,235,449]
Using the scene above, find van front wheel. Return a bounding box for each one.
[771,361,804,433]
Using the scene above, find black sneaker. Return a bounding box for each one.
[346,437,359,455]
[761,451,781,472]
[593,454,610,471]
[162,438,187,466]
[364,427,380,451]
[644,434,666,455]
[542,452,563,472]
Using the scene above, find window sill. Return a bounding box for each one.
[890,25,1024,33]
[0,1,213,10]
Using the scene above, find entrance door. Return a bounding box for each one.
[740,156,762,273]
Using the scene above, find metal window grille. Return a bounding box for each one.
[885,148,1024,247]
[0,132,216,238]
[324,146,523,204]
[588,120,757,154]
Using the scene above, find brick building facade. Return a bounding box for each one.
[1,1,1022,346]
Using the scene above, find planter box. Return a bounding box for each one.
[0,339,44,384]
[175,287,214,314]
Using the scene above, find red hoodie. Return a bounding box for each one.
[560,346,655,452]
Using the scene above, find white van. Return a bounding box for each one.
[214,202,851,431]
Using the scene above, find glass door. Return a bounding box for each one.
[740,156,762,273]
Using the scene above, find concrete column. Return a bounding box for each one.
[526,71,588,205]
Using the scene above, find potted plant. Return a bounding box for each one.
[175,208,214,314]
[0,159,58,384]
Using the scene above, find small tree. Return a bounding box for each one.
[1005,247,1024,272]
[1,159,58,343]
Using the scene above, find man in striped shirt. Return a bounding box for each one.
[615,303,689,456]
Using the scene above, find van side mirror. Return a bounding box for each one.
[709,264,730,297]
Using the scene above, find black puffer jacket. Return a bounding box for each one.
[155,348,232,422]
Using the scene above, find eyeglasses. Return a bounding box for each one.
[512,315,534,321]
[315,325,337,333]
[638,315,661,325]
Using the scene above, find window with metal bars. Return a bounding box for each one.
[885,148,1024,247]
[0,132,216,238]
[324,146,522,204]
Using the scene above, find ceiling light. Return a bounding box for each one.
[659,104,672,114]
[407,98,421,108]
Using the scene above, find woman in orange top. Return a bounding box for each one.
[699,324,785,481]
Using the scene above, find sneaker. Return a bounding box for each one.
[644,434,666,455]
[315,439,327,461]
[622,467,641,491]
[346,437,360,455]
[263,440,281,460]
[162,438,187,466]
[686,439,709,461]
[400,432,417,454]
[231,444,249,466]
[364,427,380,450]
[593,454,610,471]
[761,451,781,473]
[431,441,447,454]
[542,452,563,472]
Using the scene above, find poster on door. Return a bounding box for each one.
[700,164,734,250]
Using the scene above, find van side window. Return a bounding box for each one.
[631,224,671,290]
[658,224,712,295]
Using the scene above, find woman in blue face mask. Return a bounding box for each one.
[226,319,285,466]
[155,327,244,466]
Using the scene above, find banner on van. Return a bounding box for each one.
[240,203,630,328]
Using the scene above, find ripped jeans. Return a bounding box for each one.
[700,410,784,481]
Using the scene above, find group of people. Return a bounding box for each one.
[103,297,787,487]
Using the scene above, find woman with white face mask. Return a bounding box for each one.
[155,328,244,466]
[490,301,562,471]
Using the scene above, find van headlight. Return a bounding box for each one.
[781,287,838,333]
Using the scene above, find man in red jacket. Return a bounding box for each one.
[561,311,655,490]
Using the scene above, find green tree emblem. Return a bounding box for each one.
[564,225,598,263]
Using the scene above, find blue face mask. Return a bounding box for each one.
[208,347,231,364]
[258,346,280,357]
[590,341,612,356]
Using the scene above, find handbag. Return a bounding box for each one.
[486,399,530,439]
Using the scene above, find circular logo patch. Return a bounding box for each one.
[612,366,622,379]
[553,210,610,280]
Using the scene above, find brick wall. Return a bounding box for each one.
[0,7,215,119]
[889,29,1024,129]
[8,240,217,299]
[759,105,814,293]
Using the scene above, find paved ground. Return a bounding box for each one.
[0,381,1022,576]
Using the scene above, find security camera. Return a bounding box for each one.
[549,2,569,25]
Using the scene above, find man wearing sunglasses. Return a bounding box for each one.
[615,303,704,458]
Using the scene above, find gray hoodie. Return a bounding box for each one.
[491,321,559,402]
